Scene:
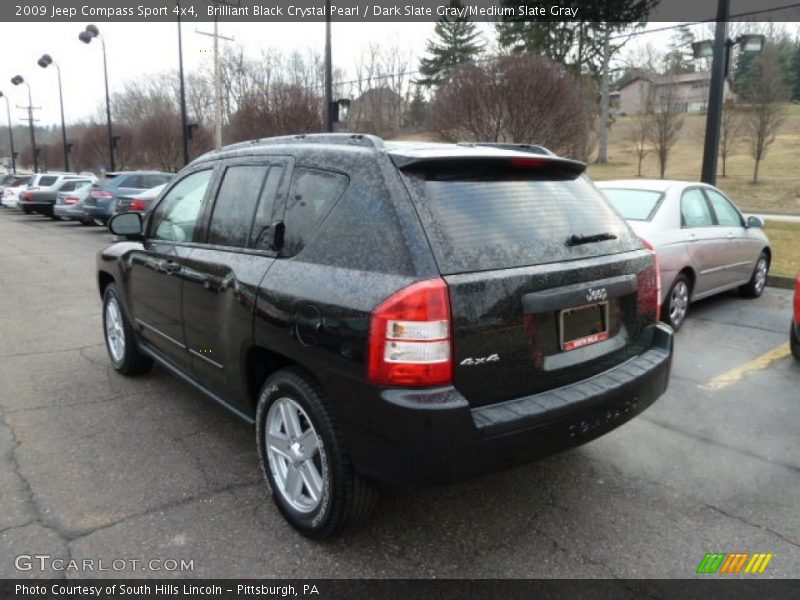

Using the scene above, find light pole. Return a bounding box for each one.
[11,76,37,173]
[324,0,333,132]
[79,24,115,171]
[694,0,765,185]
[37,54,69,172]
[0,92,16,174]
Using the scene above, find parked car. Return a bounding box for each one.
[99,134,673,538]
[53,181,97,224]
[21,178,95,218]
[1,175,31,208]
[596,180,771,331]
[114,183,167,215]
[792,274,800,361]
[85,172,173,225]
[17,172,97,214]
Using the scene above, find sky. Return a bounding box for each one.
[1,21,442,127]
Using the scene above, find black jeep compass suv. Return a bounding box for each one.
[98,134,673,538]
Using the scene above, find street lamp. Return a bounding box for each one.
[37,54,70,172]
[0,91,16,174]
[79,24,115,171]
[696,0,765,185]
[11,75,37,173]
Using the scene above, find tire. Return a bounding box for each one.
[662,274,691,331]
[739,252,769,298]
[22,207,31,215]
[255,368,378,539]
[102,283,153,376]
[791,322,800,361]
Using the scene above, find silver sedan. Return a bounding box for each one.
[596,179,771,330]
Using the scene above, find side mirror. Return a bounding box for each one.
[109,212,143,239]
[746,215,764,229]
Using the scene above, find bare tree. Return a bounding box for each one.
[428,54,593,159]
[346,43,413,137]
[742,46,787,184]
[718,99,745,178]
[646,77,684,178]
[629,112,652,176]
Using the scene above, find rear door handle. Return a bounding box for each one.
[164,261,182,273]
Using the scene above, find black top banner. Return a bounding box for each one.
[3,0,800,22]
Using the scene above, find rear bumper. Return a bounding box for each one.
[22,201,54,214]
[85,201,116,223]
[54,205,89,220]
[330,323,673,486]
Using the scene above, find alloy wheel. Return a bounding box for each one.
[265,397,325,514]
[104,296,126,363]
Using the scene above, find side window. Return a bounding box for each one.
[282,168,348,257]
[149,170,213,242]
[206,165,268,248]
[705,189,743,227]
[251,167,284,250]
[681,189,714,228]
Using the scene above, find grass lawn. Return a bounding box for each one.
[587,105,800,216]
[764,221,800,278]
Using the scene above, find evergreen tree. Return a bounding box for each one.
[417,1,484,88]
[405,86,429,127]
[663,24,696,74]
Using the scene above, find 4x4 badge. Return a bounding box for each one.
[460,354,500,366]
[586,288,608,303]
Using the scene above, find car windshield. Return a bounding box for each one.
[600,188,664,221]
[75,181,93,191]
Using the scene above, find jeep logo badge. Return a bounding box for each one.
[586,288,608,303]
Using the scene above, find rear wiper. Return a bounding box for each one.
[566,232,618,246]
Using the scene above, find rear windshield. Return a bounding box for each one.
[600,188,663,221]
[408,173,639,274]
[38,176,58,187]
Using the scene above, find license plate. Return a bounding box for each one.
[560,302,609,351]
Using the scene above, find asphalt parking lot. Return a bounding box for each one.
[0,209,798,579]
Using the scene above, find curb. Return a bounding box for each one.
[767,275,796,290]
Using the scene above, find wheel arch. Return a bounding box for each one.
[244,346,323,413]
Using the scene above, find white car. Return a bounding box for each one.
[1,175,32,208]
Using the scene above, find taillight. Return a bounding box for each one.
[637,238,661,320]
[24,191,34,201]
[64,196,79,206]
[91,190,113,199]
[794,275,800,324]
[368,279,452,387]
[130,199,147,211]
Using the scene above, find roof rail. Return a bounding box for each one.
[460,142,556,156]
[261,133,384,148]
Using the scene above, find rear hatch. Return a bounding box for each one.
[395,153,658,407]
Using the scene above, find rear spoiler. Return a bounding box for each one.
[389,154,587,179]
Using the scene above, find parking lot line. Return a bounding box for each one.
[701,342,791,392]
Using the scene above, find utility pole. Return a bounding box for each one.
[597,24,611,164]
[177,1,189,166]
[325,0,333,132]
[700,0,730,185]
[196,20,233,148]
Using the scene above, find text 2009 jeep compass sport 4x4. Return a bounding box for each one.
[99,134,673,538]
